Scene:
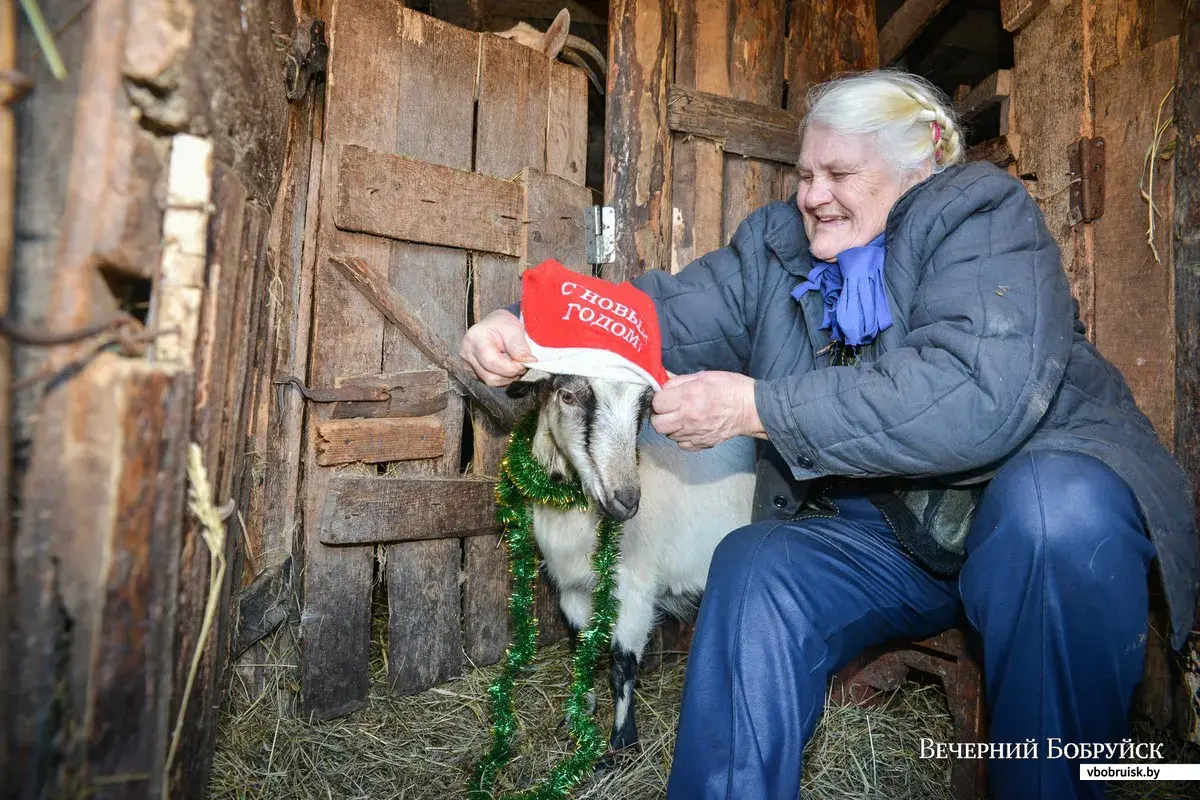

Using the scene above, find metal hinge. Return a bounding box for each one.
[284,19,329,103]
[1067,136,1105,224]
[585,206,616,268]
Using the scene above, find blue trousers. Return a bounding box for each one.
[667,451,1156,800]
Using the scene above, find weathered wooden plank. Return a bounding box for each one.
[477,33,550,179]
[334,144,524,256]
[382,240,468,476]
[1002,0,1049,33]
[0,0,14,781]
[15,354,190,798]
[667,85,802,165]
[330,253,523,429]
[954,69,1012,122]
[466,250,522,664]
[88,362,190,795]
[1173,3,1200,745]
[604,0,673,281]
[315,417,447,466]
[319,477,498,544]
[300,0,398,722]
[192,165,247,470]
[878,0,952,65]
[1012,0,1092,335]
[786,0,877,98]
[230,558,293,660]
[521,168,594,271]
[388,538,462,694]
[967,135,1019,169]
[1093,39,1178,446]
[724,0,787,242]
[10,4,166,792]
[167,167,252,800]
[547,61,589,186]
[261,91,322,582]
[672,0,729,269]
[332,369,450,419]
[377,6,480,697]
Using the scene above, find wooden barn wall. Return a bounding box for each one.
[609,0,877,283]
[6,0,299,796]
[292,1,592,722]
[1003,0,1196,739]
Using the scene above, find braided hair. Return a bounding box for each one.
[800,69,964,176]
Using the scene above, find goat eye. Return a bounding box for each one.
[558,390,578,406]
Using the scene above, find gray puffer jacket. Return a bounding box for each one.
[631,160,1198,650]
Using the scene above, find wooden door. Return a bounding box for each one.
[297,1,592,720]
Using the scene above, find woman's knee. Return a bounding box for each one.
[966,450,1152,570]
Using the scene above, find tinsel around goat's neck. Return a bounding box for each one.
[469,410,624,800]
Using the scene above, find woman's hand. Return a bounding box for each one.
[459,309,537,387]
[650,371,766,451]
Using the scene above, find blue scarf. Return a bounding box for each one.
[791,232,892,348]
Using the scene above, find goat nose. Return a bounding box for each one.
[610,487,641,520]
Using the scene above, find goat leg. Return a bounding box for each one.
[608,648,640,751]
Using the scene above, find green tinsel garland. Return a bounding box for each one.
[469,410,624,800]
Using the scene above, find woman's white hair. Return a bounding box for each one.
[800,69,965,177]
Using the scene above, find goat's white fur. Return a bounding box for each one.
[527,375,756,670]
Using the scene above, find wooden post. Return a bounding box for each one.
[787,0,879,102]
[1173,0,1200,747]
[723,0,787,238]
[603,0,673,282]
[0,0,14,787]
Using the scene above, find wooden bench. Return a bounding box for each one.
[831,627,988,800]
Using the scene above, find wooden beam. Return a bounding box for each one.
[520,167,594,272]
[1002,0,1049,33]
[604,0,673,281]
[547,61,589,187]
[1174,0,1200,740]
[315,417,446,466]
[334,143,524,256]
[954,70,1012,122]
[667,84,802,165]
[328,253,525,429]
[878,0,952,65]
[966,135,1019,169]
[787,0,879,94]
[0,0,14,783]
[318,476,499,545]
[331,369,450,419]
[1092,39,1178,445]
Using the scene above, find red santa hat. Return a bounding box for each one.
[519,258,669,391]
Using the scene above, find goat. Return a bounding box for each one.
[492,8,608,97]
[509,370,757,757]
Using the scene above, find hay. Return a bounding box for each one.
[211,592,1200,800]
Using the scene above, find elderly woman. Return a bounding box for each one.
[460,70,1197,799]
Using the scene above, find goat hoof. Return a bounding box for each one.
[594,752,618,775]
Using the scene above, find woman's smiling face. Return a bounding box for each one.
[796,125,927,261]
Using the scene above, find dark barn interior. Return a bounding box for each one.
[3,0,1200,798]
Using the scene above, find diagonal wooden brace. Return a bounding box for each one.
[329,253,525,429]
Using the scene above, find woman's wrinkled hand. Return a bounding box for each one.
[459,309,537,387]
[650,371,766,451]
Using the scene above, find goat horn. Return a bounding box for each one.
[564,34,608,76]
[560,48,605,96]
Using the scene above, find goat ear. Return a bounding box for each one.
[543,8,570,59]
[506,367,553,398]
